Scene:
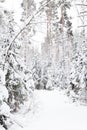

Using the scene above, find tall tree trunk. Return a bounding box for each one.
[46,0,52,60]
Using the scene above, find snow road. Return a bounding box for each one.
[8,90,87,130]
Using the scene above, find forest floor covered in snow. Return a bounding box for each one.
[1,89,87,130]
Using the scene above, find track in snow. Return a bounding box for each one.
[9,90,87,130]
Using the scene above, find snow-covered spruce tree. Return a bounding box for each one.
[32,52,50,90]
[0,69,10,130]
[32,54,44,90]
[0,4,34,117]
[4,18,33,113]
[56,0,73,89]
[67,33,87,104]
[0,8,14,130]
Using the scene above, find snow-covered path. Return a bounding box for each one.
[9,90,87,130]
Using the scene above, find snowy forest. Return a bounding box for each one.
[0,0,87,130]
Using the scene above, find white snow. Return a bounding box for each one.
[0,0,23,25]
[0,102,10,115]
[5,89,87,130]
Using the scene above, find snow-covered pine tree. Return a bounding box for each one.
[4,14,33,113]
[0,3,33,116]
[67,0,87,104]
[0,7,13,130]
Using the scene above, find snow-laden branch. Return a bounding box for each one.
[76,4,87,6]
[78,25,87,28]
[4,0,51,69]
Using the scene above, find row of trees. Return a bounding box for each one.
[0,0,87,129]
[28,0,87,105]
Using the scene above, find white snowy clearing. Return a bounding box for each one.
[1,89,87,130]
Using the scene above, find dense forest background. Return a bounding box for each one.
[0,0,87,129]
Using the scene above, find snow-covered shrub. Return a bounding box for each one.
[5,66,32,112]
[67,36,87,103]
[0,69,11,130]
